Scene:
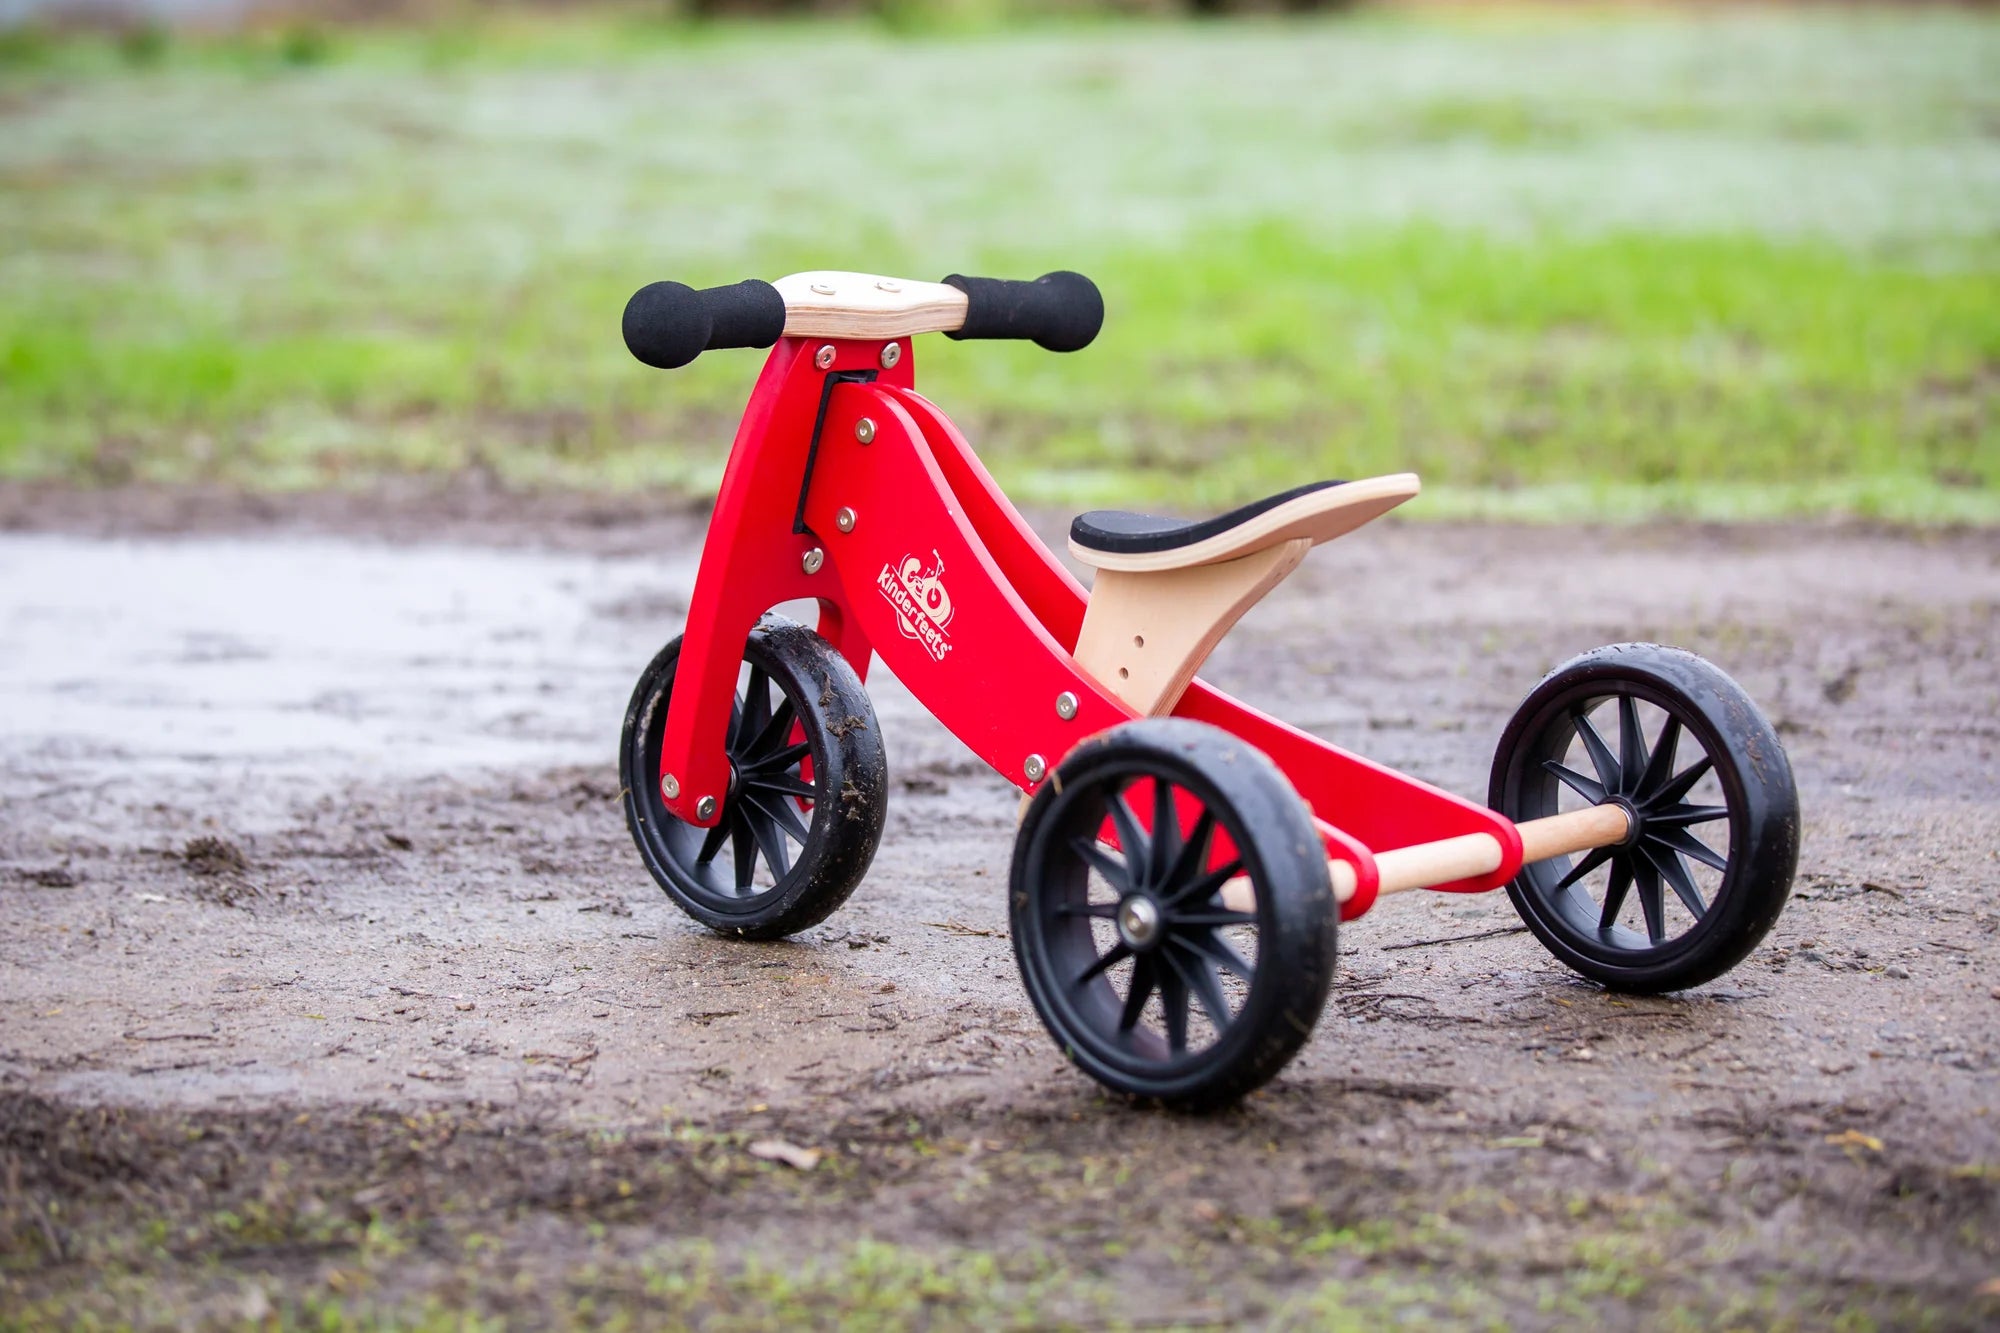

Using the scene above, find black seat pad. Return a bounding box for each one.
[1070,480,1346,557]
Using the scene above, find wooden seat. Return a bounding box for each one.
[1070,474,1420,715]
[1068,474,1420,572]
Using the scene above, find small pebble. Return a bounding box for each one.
[1885,965,1910,980]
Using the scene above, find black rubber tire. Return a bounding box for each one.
[1490,642,1800,993]
[1010,718,1337,1111]
[620,614,887,940]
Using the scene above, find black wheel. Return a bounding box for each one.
[620,614,887,939]
[1490,642,1800,993]
[1010,718,1337,1110]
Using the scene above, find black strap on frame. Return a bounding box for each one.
[793,369,878,536]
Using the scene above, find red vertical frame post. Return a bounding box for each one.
[653,337,905,826]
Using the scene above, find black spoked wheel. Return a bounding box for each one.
[1490,642,1800,993]
[620,614,887,939]
[1011,718,1337,1110]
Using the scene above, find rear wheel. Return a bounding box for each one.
[1010,719,1337,1110]
[1490,643,1799,993]
[620,614,887,939]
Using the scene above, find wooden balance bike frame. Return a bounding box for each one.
[647,273,1634,923]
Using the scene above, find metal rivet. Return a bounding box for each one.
[660,773,680,801]
[810,281,836,296]
[1023,754,1047,784]
[854,417,876,444]
[1055,691,1079,721]
[695,795,717,821]
[879,342,902,369]
[875,278,901,292]
[814,344,836,370]
[835,507,857,534]
[801,547,825,575]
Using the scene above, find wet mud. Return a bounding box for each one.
[2,486,1996,1326]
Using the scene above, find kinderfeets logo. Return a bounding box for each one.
[877,550,954,662]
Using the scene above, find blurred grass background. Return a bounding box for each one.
[0,3,1995,519]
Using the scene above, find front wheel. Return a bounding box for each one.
[1011,719,1337,1111]
[620,614,887,939]
[1490,642,1799,993]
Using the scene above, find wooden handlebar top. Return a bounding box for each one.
[773,272,972,340]
[623,269,1100,369]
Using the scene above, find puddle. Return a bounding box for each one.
[0,534,696,780]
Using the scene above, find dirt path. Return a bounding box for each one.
[3,489,1996,1327]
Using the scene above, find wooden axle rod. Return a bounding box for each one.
[1343,802,1632,902]
[1220,803,1633,911]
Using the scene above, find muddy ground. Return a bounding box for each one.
[2,482,1996,1329]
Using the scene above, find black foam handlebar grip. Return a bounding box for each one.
[940,270,1103,353]
[623,278,787,370]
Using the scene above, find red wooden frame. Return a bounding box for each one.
[656,336,1522,921]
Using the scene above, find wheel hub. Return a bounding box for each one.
[1607,793,1644,847]
[1116,894,1164,951]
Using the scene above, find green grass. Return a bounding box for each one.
[6,1092,1985,1331]
[1,7,1996,519]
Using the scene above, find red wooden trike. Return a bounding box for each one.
[617,270,1800,1108]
